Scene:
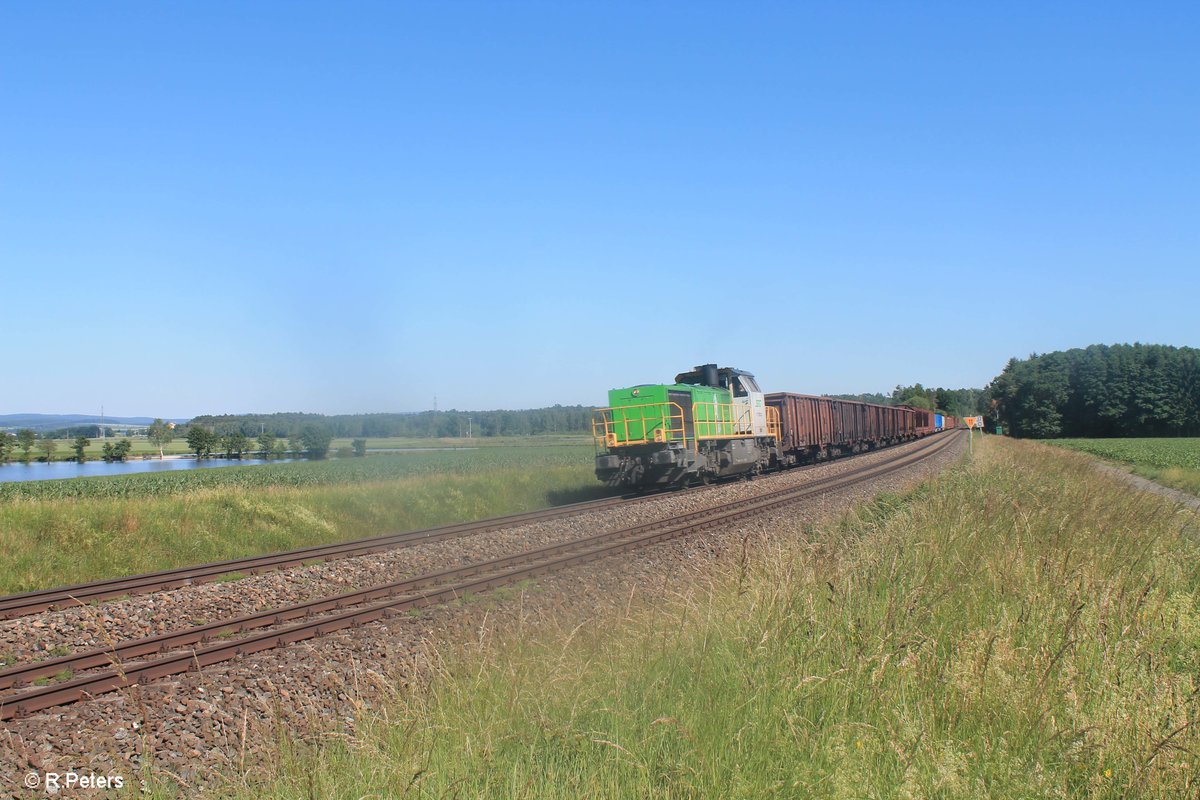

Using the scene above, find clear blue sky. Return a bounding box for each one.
[2,2,1196,418]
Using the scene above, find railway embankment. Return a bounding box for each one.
[192,435,1195,798]
[0,435,963,796]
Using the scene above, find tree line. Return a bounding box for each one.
[10,345,1189,463]
[827,385,983,417]
[188,405,596,439]
[0,430,132,463]
[984,343,1200,438]
[0,420,343,464]
[183,423,338,459]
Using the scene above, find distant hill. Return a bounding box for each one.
[0,414,188,432]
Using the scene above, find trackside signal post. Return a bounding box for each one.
[962,416,983,455]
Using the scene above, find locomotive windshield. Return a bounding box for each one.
[674,364,760,396]
[732,374,760,395]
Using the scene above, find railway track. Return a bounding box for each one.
[0,431,952,620]
[0,489,674,620]
[0,431,960,720]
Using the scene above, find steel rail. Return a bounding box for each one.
[0,432,960,720]
[0,491,661,619]
[0,432,953,691]
[0,432,950,619]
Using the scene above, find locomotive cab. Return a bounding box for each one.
[675,364,771,439]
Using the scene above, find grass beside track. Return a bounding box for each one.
[1050,437,1200,497]
[0,447,600,594]
[206,436,1200,799]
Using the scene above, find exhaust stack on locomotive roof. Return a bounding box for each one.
[674,364,761,393]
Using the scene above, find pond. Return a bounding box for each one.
[0,447,482,484]
[0,456,296,484]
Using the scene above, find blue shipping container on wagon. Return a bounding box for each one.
[934,414,944,431]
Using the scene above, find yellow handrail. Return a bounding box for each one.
[694,402,781,441]
[693,401,752,440]
[592,402,686,449]
[593,401,781,448]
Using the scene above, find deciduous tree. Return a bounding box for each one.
[73,436,90,462]
[221,432,249,459]
[186,426,216,458]
[147,418,175,459]
[16,429,36,462]
[102,439,132,462]
[299,424,332,459]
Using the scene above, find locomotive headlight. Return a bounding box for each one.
[632,389,640,397]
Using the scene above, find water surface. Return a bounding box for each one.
[0,457,294,484]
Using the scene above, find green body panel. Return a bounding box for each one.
[691,387,740,438]
[605,383,737,446]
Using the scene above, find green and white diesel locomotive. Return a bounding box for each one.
[593,364,956,490]
[592,364,781,488]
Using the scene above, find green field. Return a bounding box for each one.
[195,437,1200,799]
[0,445,593,502]
[0,445,601,594]
[1050,437,1200,496]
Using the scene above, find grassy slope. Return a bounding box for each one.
[1050,438,1200,497]
[0,449,600,594]
[220,436,1200,799]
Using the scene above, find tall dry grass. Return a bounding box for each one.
[0,464,596,594]
[200,435,1199,799]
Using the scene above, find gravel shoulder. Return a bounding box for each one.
[0,433,965,797]
[1090,462,1200,512]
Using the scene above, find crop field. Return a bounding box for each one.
[1050,437,1200,496]
[0,445,600,594]
[204,436,1200,799]
[1050,437,1200,469]
[0,446,593,501]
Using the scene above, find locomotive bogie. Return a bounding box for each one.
[594,437,777,489]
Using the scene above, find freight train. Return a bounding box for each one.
[593,364,956,489]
